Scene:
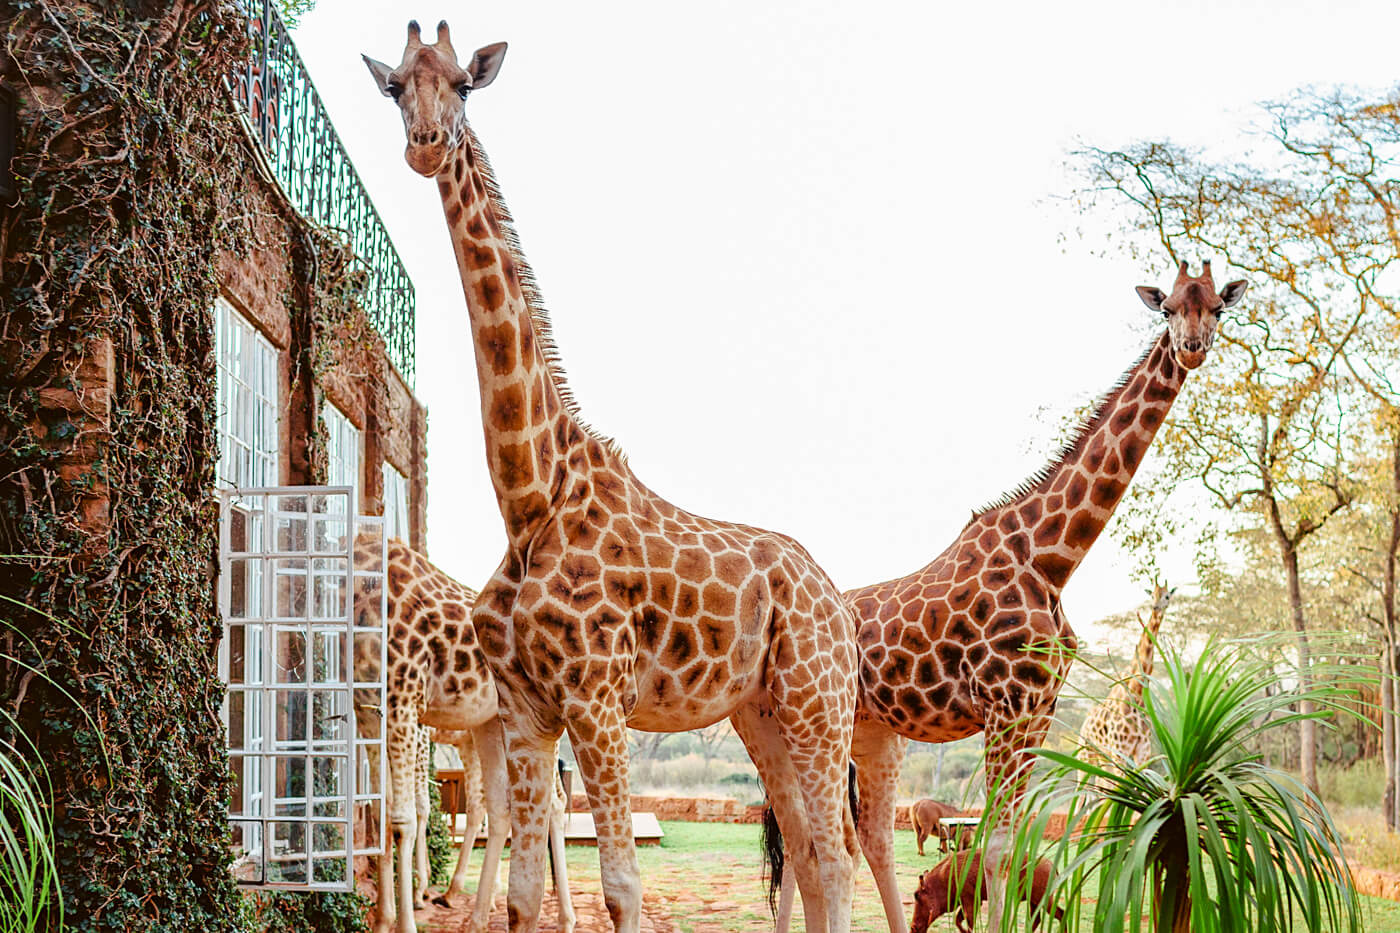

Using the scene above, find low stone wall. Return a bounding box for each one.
[1354,866,1400,902]
[568,795,758,824]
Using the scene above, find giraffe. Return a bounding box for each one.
[1078,582,1174,773]
[768,261,1247,933]
[363,22,860,933]
[352,534,574,933]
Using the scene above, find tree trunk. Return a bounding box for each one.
[1384,640,1396,831]
[1281,544,1319,795]
[1392,643,1400,829]
[1385,432,1400,829]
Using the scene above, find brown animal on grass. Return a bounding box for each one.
[909,850,1063,933]
[908,799,969,857]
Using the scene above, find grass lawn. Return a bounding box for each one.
[502,821,1400,932]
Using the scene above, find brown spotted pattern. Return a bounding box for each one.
[1078,583,1173,778]
[364,22,860,933]
[801,265,1247,933]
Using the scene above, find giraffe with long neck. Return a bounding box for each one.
[1079,582,1174,770]
[769,262,1247,933]
[364,23,860,933]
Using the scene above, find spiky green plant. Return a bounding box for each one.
[995,636,1363,933]
[0,731,60,933]
[0,593,74,933]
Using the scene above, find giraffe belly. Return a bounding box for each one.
[625,647,766,732]
[857,682,983,745]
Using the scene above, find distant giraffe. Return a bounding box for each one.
[767,261,1247,933]
[1079,582,1174,772]
[364,22,860,933]
[352,535,573,933]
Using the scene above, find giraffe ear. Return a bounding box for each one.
[1135,286,1166,312]
[1219,279,1248,307]
[466,42,508,90]
[363,55,397,97]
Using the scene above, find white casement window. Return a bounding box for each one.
[214,297,279,489]
[323,403,361,496]
[219,488,387,890]
[382,462,410,543]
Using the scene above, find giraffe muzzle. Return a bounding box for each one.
[1175,346,1207,369]
[405,140,449,178]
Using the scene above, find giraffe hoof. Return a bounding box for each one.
[432,893,453,908]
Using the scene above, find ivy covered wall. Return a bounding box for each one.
[0,2,420,930]
[0,2,247,929]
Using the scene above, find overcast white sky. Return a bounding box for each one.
[292,0,1400,650]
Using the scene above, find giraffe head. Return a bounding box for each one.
[363,21,507,177]
[1135,261,1247,370]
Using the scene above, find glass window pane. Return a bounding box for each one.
[213,298,279,488]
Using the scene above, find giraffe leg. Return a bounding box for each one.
[367,742,396,933]
[776,861,797,933]
[567,705,642,933]
[981,703,1055,933]
[501,715,564,933]
[851,721,909,933]
[767,623,858,933]
[385,711,420,933]
[730,705,827,933]
[440,730,484,906]
[548,756,577,933]
[415,727,432,906]
[464,716,511,933]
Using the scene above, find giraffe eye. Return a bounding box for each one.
[456,83,471,99]
[386,83,403,101]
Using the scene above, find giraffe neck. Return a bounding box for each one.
[1125,606,1164,701]
[1126,585,1171,699]
[1008,330,1186,590]
[436,127,592,543]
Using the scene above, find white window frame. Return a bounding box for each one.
[218,486,387,891]
[382,461,410,543]
[322,402,361,497]
[214,297,279,489]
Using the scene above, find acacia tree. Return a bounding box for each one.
[1077,116,1383,793]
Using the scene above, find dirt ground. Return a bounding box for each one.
[386,818,1400,933]
[415,889,679,933]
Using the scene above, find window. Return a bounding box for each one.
[382,462,410,543]
[215,297,279,488]
[219,488,387,890]
[322,403,361,500]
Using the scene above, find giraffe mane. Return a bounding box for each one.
[970,333,1159,520]
[463,123,627,462]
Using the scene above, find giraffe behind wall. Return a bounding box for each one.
[363,22,861,933]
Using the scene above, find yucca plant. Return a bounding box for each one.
[990,636,1363,933]
[0,729,60,933]
[0,591,82,933]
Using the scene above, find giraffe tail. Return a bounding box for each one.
[760,804,785,920]
[758,763,861,920]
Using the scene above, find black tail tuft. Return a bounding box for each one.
[761,804,785,920]
[848,761,860,829]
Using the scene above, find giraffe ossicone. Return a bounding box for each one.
[365,23,861,933]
